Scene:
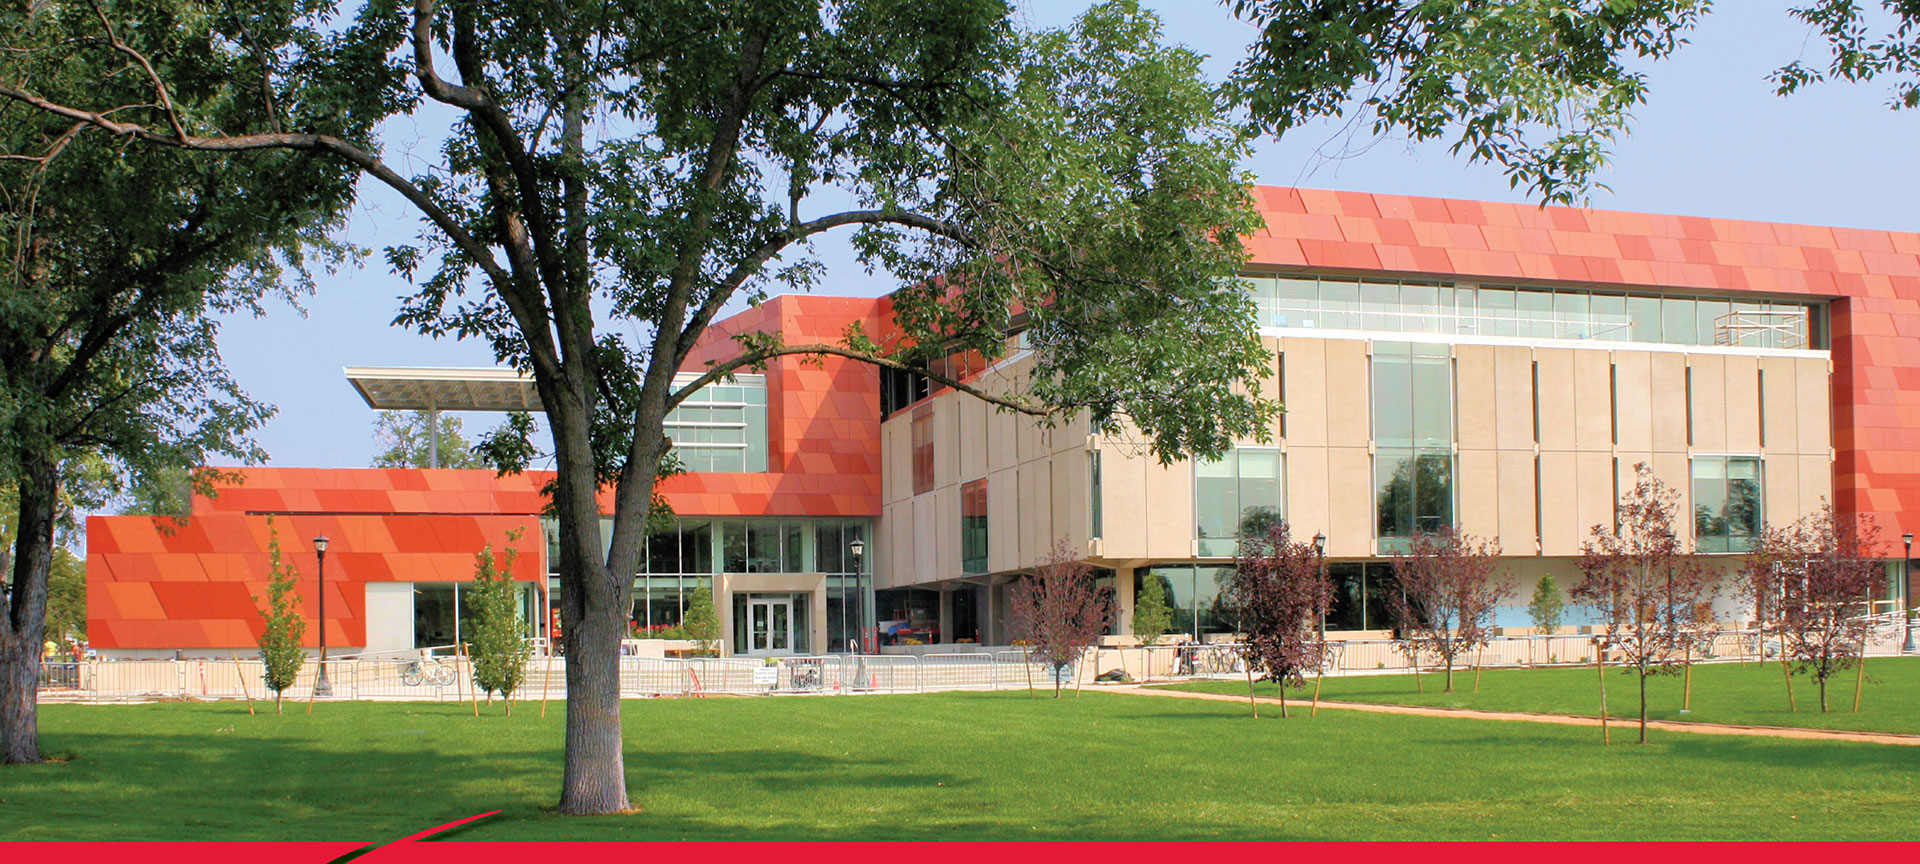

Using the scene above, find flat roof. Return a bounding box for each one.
[344,367,766,412]
[344,366,542,412]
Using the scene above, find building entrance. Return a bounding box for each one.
[745,596,796,656]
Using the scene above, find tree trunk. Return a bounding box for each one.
[1818,675,1829,714]
[1443,658,1454,693]
[1,458,57,764]
[1638,669,1649,744]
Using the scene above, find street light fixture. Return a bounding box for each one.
[313,534,332,698]
[1312,532,1328,642]
[1904,532,1915,655]
[847,538,866,654]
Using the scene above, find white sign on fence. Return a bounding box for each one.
[752,665,778,685]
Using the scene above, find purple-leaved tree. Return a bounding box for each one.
[1008,542,1114,699]
[1227,520,1330,718]
[1388,529,1513,694]
[1740,502,1887,713]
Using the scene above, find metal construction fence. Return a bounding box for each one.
[36,649,1081,703]
[1108,625,1915,683]
[37,622,1914,701]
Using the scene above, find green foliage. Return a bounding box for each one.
[1528,573,1565,636]
[467,530,532,708]
[44,549,84,649]
[1228,0,1709,204]
[1131,572,1172,647]
[372,411,488,469]
[1775,1,1920,109]
[253,518,307,711]
[680,585,720,656]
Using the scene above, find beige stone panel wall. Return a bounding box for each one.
[1457,448,1500,539]
[1017,463,1051,565]
[1493,346,1535,449]
[987,466,1019,574]
[1285,445,1331,541]
[1650,353,1688,452]
[1535,351,1575,450]
[1576,452,1616,541]
[878,501,911,589]
[1142,458,1195,559]
[1051,452,1088,553]
[1612,352,1653,452]
[1454,345,1498,450]
[1799,453,1835,510]
[1258,336,1282,410]
[912,495,937,584]
[1795,358,1832,455]
[986,395,1017,474]
[1722,355,1761,453]
[957,394,987,481]
[1496,450,1537,553]
[1764,453,1801,528]
[1687,354,1727,452]
[1572,351,1612,449]
[1279,337,1328,446]
[1537,450,1579,555]
[881,414,911,505]
[934,483,960,582]
[1327,447,1372,557]
[1649,452,1692,531]
[1758,356,1800,453]
[1095,443,1149,561]
[1324,340,1370,445]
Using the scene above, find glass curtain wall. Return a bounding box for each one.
[1692,456,1763,553]
[1195,448,1284,557]
[663,375,769,473]
[611,517,872,646]
[1249,276,1822,349]
[1140,565,1238,640]
[1373,343,1455,552]
[412,582,535,649]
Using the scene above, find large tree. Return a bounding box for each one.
[0,0,374,762]
[2,0,1277,810]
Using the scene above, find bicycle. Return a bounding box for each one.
[400,654,458,687]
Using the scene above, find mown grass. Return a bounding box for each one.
[6,689,1918,841]
[1155,656,1920,735]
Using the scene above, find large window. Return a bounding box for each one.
[961,478,988,574]
[1248,276,1823,349]
[1693,456,1763,553]
[1139,566,1238,640]
[1089,450,1103,540]
[413,581,534,648]
[1373,343,1454,550]
[1195,448,1284,557]
[664,373,768,472]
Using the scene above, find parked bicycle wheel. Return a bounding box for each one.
[431,663,457,687]
[401,665,424,687]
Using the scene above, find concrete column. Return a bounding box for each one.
[1114,567,1136,636]
[938,588,954,645]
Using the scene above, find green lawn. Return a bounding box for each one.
[1156,656,1920,735]
[7,691,1918,841]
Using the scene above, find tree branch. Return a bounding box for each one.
[673,208,972,369]
[674,343,1044,417]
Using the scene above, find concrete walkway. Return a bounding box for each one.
[1115,684,1920,746]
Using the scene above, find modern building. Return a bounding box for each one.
[85,186,1920,657]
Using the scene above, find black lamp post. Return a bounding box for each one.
[1312,532,1328,641]
[313,534,331,697]
[1904,532,1915,655]
[847,538,866,654]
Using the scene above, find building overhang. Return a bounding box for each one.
[344,366,542,412]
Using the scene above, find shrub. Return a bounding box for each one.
[1528,573,1565,636]
[252,517,307,714]
[467,530,533,712]
[1131,573,1173,646]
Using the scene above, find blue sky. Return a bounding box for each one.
[213,1,1919,471]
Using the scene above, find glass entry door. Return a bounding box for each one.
[747,597,794,656]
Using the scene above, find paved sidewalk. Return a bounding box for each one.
[1116,684,1920,746]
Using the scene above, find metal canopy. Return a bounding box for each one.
[344,366,543,412]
